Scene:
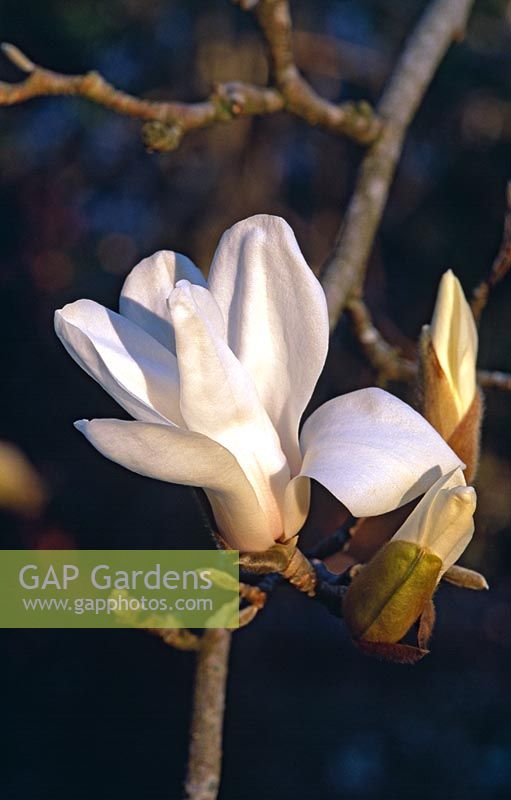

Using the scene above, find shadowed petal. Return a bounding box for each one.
[284,387,462,536]
[120,250,206,352]
[55,299,182,425]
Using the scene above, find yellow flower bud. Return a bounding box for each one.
[343,540,442,644]
[430,270,477,420]
[420,270,481,481]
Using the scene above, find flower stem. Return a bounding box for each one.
[184,628,232,800]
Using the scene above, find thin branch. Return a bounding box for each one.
[0,30,379,150]
[185,629,231,800]
[471,181,511,322]
[346,296,416,381]
[320,0,475,331]
[348,296,511,392]
[477,370,511,392]
[0,44,283,152]
[149,627,200,652]
[241,0,381,144]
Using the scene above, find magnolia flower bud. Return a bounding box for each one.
[431,270,477,419]
[420,270,481,481]
[343,468,476,646]
[392,468,476,574]
[343,540,442,644]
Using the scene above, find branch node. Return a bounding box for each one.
[142,120,184,153]
[241,0,381,144]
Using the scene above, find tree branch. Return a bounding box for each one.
[320,0,475,331]
[471,181,511,322]
[240,0,381,144]
[346,296,416,381]
[0,44,284,152]
[148,628,200,652]
[185,629,232,800]
[477,370,511,392]
[348,296,511,392]
[0,21,380,151]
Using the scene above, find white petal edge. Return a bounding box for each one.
[75,418,276,551]
[55,299,183,425]
[284,387,463,537]
[207,215,329,475]
[120,250,207,352]
[392,467,476,574]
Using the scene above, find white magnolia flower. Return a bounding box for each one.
[55,215,463,551]
[430,269,478,420]
[392,467,476,576]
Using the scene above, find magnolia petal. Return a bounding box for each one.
[392,467,476,574]
[120,250,206,352]
[174,280,226,339]
[169,280,289,537]
[430,270,478,418]
[285,387,462,534]
[208,215,329,475]
[55,299,183,425]
[75,418,275,551]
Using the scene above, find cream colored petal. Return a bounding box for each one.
[208,215,329,475]
[169,280,289,539]
[120,250,206,352]
[284,387,463,536]
[430,270,478,418]
[392,467,476,574]
[55,299,183,425]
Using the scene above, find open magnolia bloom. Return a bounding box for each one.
[421,270,481,480]
[55,215,464,552]
[343,467,478,653]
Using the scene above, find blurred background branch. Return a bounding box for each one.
[346,297,511,392]
[471,180,511,322]
[238,0,381,143]
[0,0,382,152]
[345,183,511,390]
[0,43,284,152]
[321,0,475,330]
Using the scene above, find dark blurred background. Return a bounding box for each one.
[1,1,511,798]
